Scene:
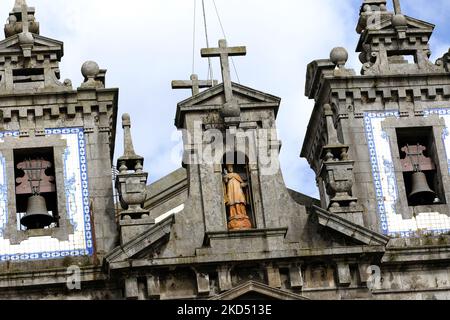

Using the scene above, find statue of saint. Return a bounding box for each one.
[223,164,252,230]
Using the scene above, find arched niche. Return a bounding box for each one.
[221,151,256,230]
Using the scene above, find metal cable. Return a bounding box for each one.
[192,0,197,74]
[212,0,241,84]
[201,0,214,81]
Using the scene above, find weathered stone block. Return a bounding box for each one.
[336,263,352,287]
[147,275,161,299]
[124,277,139,300]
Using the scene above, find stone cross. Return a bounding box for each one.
[171,74,218,96]
[393,0,402,14]
[15,0,27,9]
[201,39,246,103]
[18,0,30,33]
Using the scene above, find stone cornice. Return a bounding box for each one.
[0,87,119,161]
[382,245,450,264]
[107,245,386,271]
[0,266,106,289]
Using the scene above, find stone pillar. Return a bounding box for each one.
[265,264,282,288]
[217,265,233,292]
[192,268,211,296]
[146,274,161,299]
[289,264,304,289]
[319,104,364,226]
[115,114,154,244]
[124,277,139,300]
[336,262,352,287]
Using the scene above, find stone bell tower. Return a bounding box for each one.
[0,0,118,267]
[302,0,450,237]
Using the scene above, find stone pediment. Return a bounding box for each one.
[209,280,309,300]
[104,215,174,267]
[175,82,281,128]
[312,206,390,246]
[0,34,63,58]
[373,15,434,33]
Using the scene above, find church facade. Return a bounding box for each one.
[0,0,449,300]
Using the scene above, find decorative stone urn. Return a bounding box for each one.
[116,161,149,220]
[322,158,356,207]
[115,114,150,220]
[319,104,359,212]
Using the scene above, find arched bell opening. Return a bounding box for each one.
[221,151,256,231]
[14,147,58,230]
[396,127,445,206]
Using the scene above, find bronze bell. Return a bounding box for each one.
[408,171,437,206]
[20,195,54,230]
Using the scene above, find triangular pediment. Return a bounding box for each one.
[104,215,175,266]
[175,82,281,128]
[178,82,281,108]
[210,280,309,300]
[312,206,390,246]
[375,15,434,32]
[0,34,63,57]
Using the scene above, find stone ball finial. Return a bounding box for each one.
[330,47,348,67]
[9,15,17,23]
[18,32,34,45]
[81,61,100,80]
[392,14,407,27]
[122,113,131,121]
[122,113,131,127]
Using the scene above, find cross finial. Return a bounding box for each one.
[18,0,30,33]
[201,39,246,103]
[5,0,40,39]
[393,0,402,14]
[14,0,28,8]
[171,74,218,96]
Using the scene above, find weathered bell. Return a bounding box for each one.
[20,195,54,229]
[408,171,436,206]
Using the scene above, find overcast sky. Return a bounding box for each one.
[1,0,449,198]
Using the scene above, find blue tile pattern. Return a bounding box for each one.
[365,110,450,238]
[0,128,93,261]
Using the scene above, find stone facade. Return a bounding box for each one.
[302,0,450,299]
[0,0,120,299]
[0,0,449,301]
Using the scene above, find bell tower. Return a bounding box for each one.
[302,0,450,237]
[0,0,118,263]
